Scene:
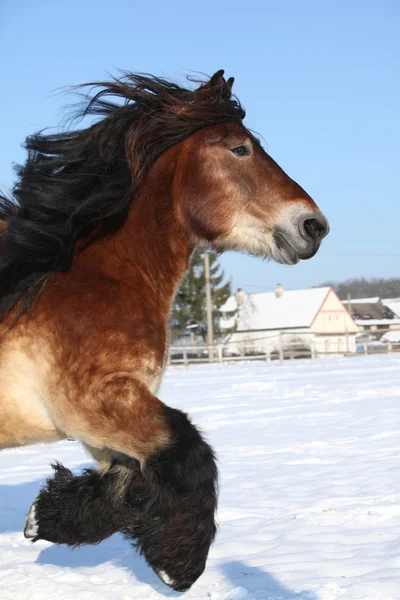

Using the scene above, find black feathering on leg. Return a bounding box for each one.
[121,406,218,592]
[24,462,126,545]
[24,407,218,593]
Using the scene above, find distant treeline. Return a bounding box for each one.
[320,277,400,300]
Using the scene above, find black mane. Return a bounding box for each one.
[0,70,245,322]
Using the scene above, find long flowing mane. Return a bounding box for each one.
[0,70,245,322]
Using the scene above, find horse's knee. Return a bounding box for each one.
[58,377,171,465]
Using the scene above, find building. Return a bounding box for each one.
[383,298,400,318]
[219,286,359,357]
[342,297,400,332]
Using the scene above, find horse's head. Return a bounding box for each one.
[173,73,329,264]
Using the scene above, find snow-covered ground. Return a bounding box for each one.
[1,354,400,600]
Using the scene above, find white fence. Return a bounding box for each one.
[169,328,400,365]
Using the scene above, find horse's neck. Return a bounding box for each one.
[85,170,193,310]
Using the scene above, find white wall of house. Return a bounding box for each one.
[226,328,357,356]
[226,328,311,356]
[224,288,359,357]
[312,334,357,354]
[311,289,359,334]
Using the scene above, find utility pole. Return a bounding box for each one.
[347,293,352,316]
[204,249,214,361]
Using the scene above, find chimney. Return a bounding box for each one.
[235,288,245,308]
[275,283,284,299]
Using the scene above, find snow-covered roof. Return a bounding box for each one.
[355,319,400,326]
[383,298,400,318]
[220,287,330,331]
[219,296,237,313]
[381,330,400,343]
[342,297,380,305]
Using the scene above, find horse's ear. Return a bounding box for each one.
[208,70,225,88]
[197,70,225,94]
[196,70,234,101]
[221,76,235,100]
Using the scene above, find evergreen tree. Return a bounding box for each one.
[171,249,232,341]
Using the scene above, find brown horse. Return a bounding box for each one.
[0,70,328,591]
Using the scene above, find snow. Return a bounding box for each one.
[355,319,400,327]
[383,299,400,319]
[219,288,330,331]
[220,316,236,331]
[220,296,238,313]
[343,298,381,305]
[2,354,400,600]
[381,330,400,343]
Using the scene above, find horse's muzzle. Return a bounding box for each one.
[272,210,329,265]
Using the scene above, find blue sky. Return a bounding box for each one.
[1,0,399,293]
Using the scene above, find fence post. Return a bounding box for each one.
[183,346,188,368]
[279,332,284,366]
[218,344,223,363]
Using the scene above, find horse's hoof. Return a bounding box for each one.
[24,499,39,540]
[156,570,175,589]
[156,570,191,593]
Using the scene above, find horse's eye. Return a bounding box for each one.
[231,144,250,157]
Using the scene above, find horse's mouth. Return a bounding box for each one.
[272,233,300,265]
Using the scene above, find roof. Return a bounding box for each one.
[219,296,237,313]
[383,298,400,318]
[342,297,380,305]
[219,287,330,331]
[342,297,392,320]
[355,318,400,326]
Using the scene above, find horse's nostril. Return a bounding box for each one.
[303,218,327,242]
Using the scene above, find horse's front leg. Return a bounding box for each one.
[24,377,218,592]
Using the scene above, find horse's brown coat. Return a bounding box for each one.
[0,72,330,592]
[0,88,324,468]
